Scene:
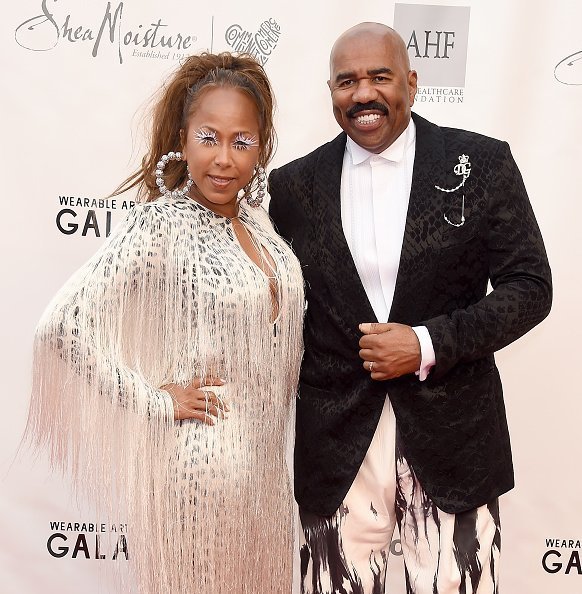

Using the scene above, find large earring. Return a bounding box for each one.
[244,166,266,208]
[155,151,193,198]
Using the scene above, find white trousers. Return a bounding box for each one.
[299,397,501,594]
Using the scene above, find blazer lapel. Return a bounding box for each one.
[310,133,377,332]
[308,117,451,331]
[389,113,448,324]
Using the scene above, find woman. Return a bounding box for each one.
[27,53,304,593]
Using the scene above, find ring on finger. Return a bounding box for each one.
[368,361,374,372]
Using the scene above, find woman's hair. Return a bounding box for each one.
[114,52,276,202]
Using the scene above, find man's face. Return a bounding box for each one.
[328,33,417,153]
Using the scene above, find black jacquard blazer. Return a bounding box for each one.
[268,113,552,516]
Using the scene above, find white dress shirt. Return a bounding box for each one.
[340,119,435,380]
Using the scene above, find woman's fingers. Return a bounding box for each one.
[164,379,230,423]
[201,389,230,413]
[180,388,229,419]
[188,410,216,425]
[190,376,226,389]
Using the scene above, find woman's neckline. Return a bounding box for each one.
[161,195,246,222]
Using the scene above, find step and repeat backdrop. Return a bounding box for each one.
[1,0,581,592]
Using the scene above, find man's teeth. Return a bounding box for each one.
[356,113,381,124]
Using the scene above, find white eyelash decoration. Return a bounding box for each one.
[233,133,259,150]
[194,128,217,145]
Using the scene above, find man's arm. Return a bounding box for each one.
[423,141,552,379]
[358,142,551,382]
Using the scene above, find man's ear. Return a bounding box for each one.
[408,70,418,106]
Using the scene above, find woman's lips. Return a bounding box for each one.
[208,175,234,189]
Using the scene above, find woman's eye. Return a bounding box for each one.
[233,133,258,151]
[194,129,218,146]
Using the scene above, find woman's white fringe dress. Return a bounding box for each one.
[28,196,304,593]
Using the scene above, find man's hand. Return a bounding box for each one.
[358,323,421,381]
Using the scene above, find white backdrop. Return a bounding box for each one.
[1,1,581,592]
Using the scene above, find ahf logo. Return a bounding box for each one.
[393,3,471,88]
[408,30,455,59]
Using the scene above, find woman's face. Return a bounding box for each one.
[181,86,261,218]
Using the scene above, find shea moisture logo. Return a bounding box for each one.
[47,520,129,560]
[15,0,197,63]
[225,18,281,65]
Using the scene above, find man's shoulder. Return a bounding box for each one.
[441,125,504,149]
[413,112,506,151]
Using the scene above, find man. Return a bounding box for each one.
[268,22,552,594]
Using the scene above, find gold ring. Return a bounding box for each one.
[369,361,374,372]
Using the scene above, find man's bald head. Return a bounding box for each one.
[329,23,412,77]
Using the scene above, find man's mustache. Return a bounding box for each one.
[346,102,388,118]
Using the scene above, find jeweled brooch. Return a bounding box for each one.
[435,154,471,227]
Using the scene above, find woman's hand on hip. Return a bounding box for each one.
[161,377,229,423]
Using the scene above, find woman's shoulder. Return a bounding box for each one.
[132,196,199,215]
[126,197,206,227]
